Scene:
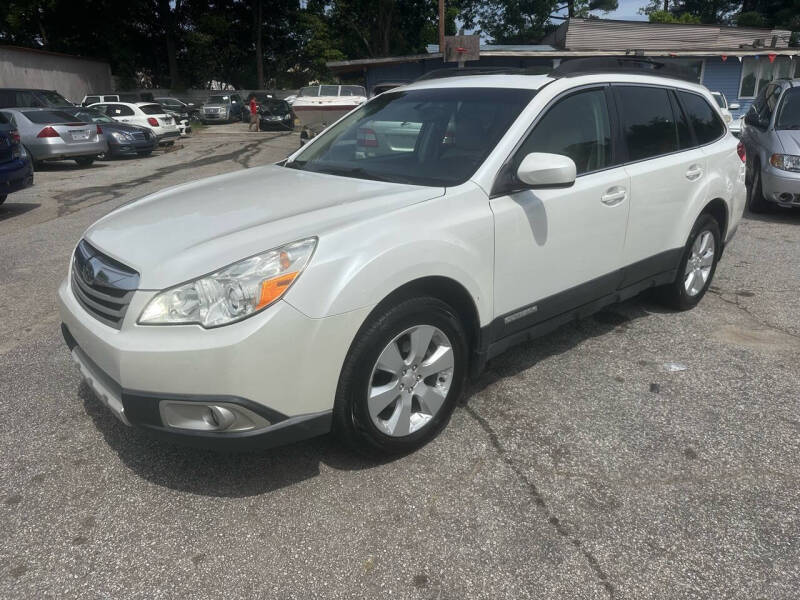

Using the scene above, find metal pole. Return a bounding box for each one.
[439,0,445,55]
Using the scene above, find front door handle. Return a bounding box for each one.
[686,165,703,181]
[601,186,627,206]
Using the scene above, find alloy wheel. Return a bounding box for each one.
[367,325,454,437]
[684,230,715,296]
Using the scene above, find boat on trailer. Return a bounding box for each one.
[293,84,367,144]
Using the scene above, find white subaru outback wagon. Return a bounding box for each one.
[58,60,746,455]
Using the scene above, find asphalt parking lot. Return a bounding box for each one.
[1,123,798,599]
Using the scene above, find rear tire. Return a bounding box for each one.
[75,157,94,167]
[747,161,771,213]
[654,214,721,311]
[333,296,468,456]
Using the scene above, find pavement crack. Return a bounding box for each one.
[708,288,800,340]
[463,404,616,599]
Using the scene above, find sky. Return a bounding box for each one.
[601,0,649,21]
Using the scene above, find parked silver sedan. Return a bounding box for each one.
[0,108,108,167]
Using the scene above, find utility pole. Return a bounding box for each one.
[439,0,445,54]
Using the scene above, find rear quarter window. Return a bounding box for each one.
[677,91,726,145]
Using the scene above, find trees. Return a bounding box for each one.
[457,0,618,45]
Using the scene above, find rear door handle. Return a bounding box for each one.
[601,186,627,206]
[686,165,703,181]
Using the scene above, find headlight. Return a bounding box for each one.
[770,154,800,172]
[139,238,317,328]
[111,131,131,142]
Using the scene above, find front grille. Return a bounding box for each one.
[71,240,139,329]
[130,131,147,141]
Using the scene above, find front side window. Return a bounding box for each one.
[677,91,725,145]
[514,88,612,176]
[776,88,800,130]
[288,87,535,187]
[616,86,679,161]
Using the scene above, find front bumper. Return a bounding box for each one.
[761,167,800,207]
[202,112,228,121]
[156,130,180,145]
[108,138,157,156]
[57,276,369,448]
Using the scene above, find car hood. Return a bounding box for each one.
[776,130,800,154]
[84,165,443,289]
[100,122,152,134]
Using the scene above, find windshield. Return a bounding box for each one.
[208,95,229,103]
[262,99,289,113]
[139,104,165,115]
[341,85,366,97]
[65,108,115,123]
[711,93,726,109]
[299,86,319,97]
[39,91,72,106]
[776,88,800,130]
[23,110,85,124]
[287,87,535,186]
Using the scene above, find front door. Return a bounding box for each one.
[490,86,630,336]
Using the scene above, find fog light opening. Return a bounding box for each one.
[159,400,271,433]
[778,193,794,204]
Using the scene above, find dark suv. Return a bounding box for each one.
[0,88,74,109]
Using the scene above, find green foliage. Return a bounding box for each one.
[457,0,618,45]
[648,10,701,24]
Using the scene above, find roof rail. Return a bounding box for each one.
[414,67,527,81]
[550,57,697,81]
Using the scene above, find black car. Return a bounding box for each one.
[62,107,157,158]
[258,98,294,130]
[0,88,74,109]
[0,112,34,204]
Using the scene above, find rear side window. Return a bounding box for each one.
[15,91,42,107]
[105,104,134,117]
[615,86,679,161]
[515,88,613,175]
[0,91,13,108]
[0,112,7,125]
[677,91,726,145]
[139,104,165,115]
[85,96,101,105]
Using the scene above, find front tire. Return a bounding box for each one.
[655,214,721,310]
[747,160,771,213]
[333,297,468,456]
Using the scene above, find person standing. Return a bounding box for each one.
[248,95,259,132]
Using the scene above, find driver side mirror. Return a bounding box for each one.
[517,153,576,188]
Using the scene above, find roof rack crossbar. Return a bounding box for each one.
[549,57,697,81]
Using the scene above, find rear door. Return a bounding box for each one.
[490,86,631,331]
[615,84,708,280]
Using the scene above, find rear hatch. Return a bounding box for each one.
[139,104,173,127]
